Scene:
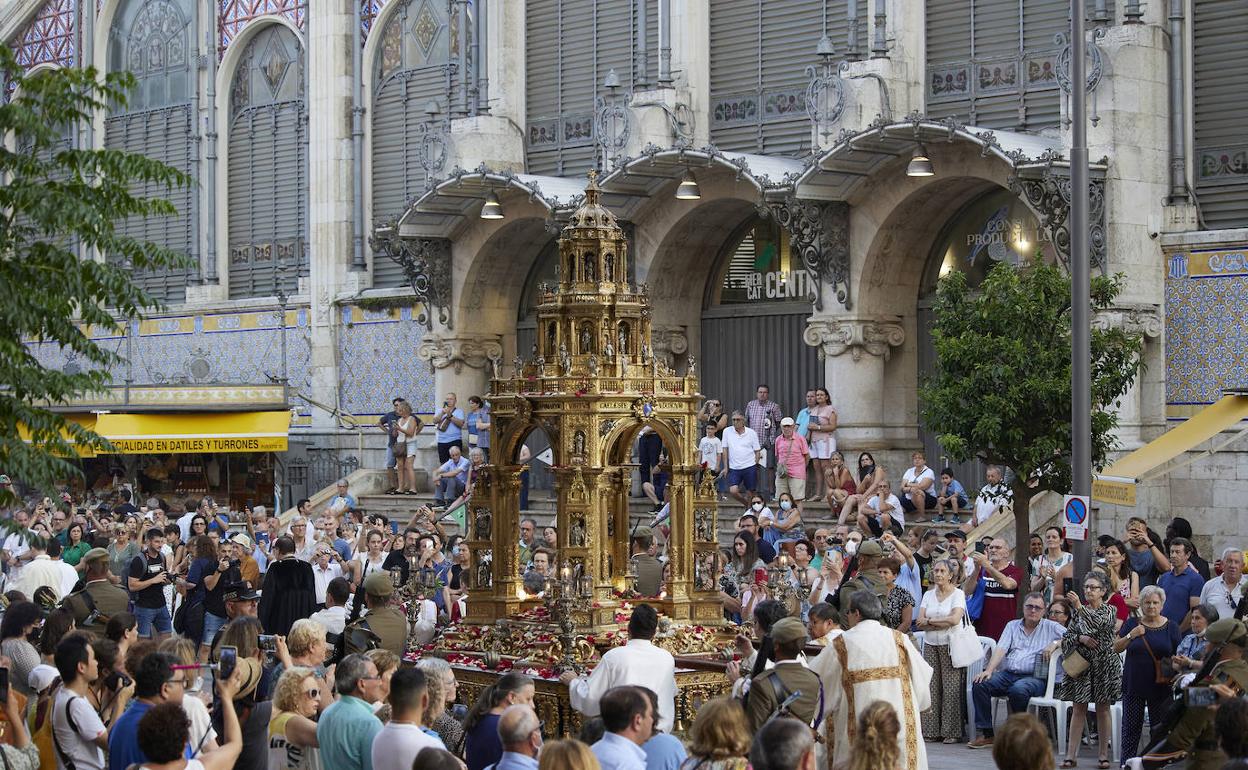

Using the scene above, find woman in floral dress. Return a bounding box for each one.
[1058,572,1122,768]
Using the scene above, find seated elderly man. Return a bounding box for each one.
[966,591,1066,748]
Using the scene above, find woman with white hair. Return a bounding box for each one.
[416,657,465,754]
[1113,582,1184,764]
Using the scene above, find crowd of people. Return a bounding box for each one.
[2,379,1248,770]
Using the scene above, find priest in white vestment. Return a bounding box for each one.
[559,604,678,732]
[809,588,932,770]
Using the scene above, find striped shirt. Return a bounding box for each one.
[996,618,1065,674]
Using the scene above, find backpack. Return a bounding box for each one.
[32,683,80,770]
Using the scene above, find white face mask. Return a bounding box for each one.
[779,500,792,511]
[751,503,763,512]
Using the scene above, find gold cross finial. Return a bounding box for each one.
[587,169,598,185]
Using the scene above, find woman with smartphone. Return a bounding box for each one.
[1058,573,1122,768]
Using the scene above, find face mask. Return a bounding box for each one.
[751,503,763,512]
[780,500,792,511]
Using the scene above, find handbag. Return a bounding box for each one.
[1062,647,1091,678]
[949,616,983,668]
[1141,628,1179,685]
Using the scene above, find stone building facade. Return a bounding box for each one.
[3,0,1246,541]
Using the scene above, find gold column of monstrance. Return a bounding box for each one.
[459,172,723,639]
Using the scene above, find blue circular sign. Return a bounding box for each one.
[1065,497,1088,525]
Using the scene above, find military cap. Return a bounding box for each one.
[1206,618,1248,645]
[771,617,809,645]
[223,583,260,602]
[363,571,394,597]
[632,526,654,540]
[82,547,110,564]
[857,540,883,557]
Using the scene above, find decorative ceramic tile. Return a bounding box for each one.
[1165,248,1248,407]
[338,305,434,417]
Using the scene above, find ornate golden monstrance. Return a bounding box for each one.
[435,173,731,734]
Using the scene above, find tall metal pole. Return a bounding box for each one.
[1070,0,1092,581]
[351,0,366,271]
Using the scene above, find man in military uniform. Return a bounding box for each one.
[630,526,663,597]
[1137,617,1248,770]
[64,548,130,635]
[344,572,408,656]
[743,617,824,732]
[837,539,887,615]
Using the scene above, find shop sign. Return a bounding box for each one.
[106,436,288,454]
[743,269,814,302]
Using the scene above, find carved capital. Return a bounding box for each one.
[1091,304,1162,339]
[415,333,504,373]
[804,316,905,361]
[767,196,851,311]
[650,325,688,364]
[368,229,453,330]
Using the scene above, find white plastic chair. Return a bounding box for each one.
[964,636,996,733]
[1088,700,1124,764]
[1026,654,1067,751]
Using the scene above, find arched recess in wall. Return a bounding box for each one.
[369,0,459,288]
[225,21,308,299]
[104,0,196,303]
[700,214,821,415]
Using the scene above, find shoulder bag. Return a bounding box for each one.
[1140,626,1179,685]
[1061,626,1091,679]
[949,614,984,668]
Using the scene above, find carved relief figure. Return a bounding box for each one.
[604,253,614,282]
[570,518,587,547]
[587,354,599,376]
[573,430,586,458]
[583,252,596,282]
[618,322,630,354]
[579,323,593,353]
[559,343,571,374]
[546,323,556,355]
[694,507,716,542]
[474,507,492,540]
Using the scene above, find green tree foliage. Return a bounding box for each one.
[0,45,188,503]
[919,258,1143,584]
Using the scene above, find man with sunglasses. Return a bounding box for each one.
[966,591,1065,748]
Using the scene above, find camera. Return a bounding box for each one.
[104,670,132,691]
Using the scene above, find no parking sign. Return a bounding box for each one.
[1063,494,1090,541]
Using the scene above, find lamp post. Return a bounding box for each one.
[1070,0,1092,581]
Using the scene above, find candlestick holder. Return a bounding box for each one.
[544,562,582,674]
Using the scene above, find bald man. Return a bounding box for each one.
[494,705,542,770]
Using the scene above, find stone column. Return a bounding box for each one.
[415,332,505,408]
[1092,305,1164,448]
[305,0,359,426]
[805,315,905,449]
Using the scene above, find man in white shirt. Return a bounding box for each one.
[53,634,131,770]
[560,604,677,733]
[15,539,63,600]
[899,451,937,522]
[370,668,443,770]
[1200,547,1247,621]
[859,480,904,537]
[2,508,32,583]
[310,576,352,636]
[49,540,79,598]
[719,411,762,507]
[970,465,1013,529]
[311,545,345,605]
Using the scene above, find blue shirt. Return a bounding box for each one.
[111,700,182,770]
[317,695,382,770]
[1157,567,1205,626]
[494,752,540,770]
[469,406,491,449]
[330,493,358,511]
[439,456,472,485]
[593,732,648,770]
[642,733,687,770]
[436,407,465,443]
[942,478,969,503]
[465,713,503,770]
[995,618,1066,674]
[795,407,813,440]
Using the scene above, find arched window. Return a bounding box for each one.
[226,24,308,298]
[370,0,459,288]
[104,0,196,303]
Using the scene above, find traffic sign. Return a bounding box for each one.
[1063,494,1090,541]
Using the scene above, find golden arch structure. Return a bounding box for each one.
[460,173,724,634]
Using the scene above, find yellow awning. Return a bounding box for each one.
[18,414,99,458]
[95,411,290,454]
[1093,394,1248,506]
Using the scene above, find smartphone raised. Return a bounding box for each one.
[974,542,986,554]
[0,667,10,703]
[218,645,238,682]
[1062,577,1075,595]
[1186,686,1218,707]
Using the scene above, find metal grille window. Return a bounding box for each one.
[524,0,658,176]
[371,0,457,287]
[1193,0,1248,229]
[708,0,866,156]
[104,0,196,304]
[227,24,308,298]
[925,0,1071,131]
